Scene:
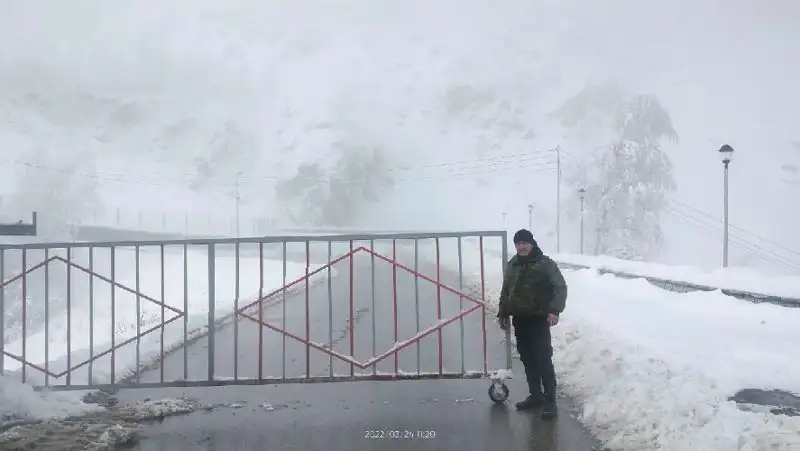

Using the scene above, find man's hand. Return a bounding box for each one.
[498,317,510,331]
[547,313,559,327]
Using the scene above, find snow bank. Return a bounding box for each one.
[554,253,800,299]
[0,375,96,421]
[554,269,800,450]
[2,247,330,384]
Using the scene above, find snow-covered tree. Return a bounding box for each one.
[551,85,677,259]
[586,95,677,259]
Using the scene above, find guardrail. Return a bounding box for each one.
[556,261,800,309]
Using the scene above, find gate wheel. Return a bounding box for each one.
[488,382,509,403]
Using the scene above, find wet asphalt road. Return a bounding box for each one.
[116,249,599,451]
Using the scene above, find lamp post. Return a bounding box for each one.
[578,187,585,254]
[718,144,734,267]
[528,204,533,231]
[554,146,562,252]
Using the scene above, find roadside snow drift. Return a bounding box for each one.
[554,253,800,299]
[554,269,800,451]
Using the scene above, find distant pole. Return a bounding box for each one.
[501,212,507,231]
[578,187,585,254]
[555,146,561,252]
[234,173,242,238]
[527,204,533,231]
[718,144,734,267]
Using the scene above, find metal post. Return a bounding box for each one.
[723,161,730,268]
[207,243,216,382]
[555,146,561,252]
[500,232,512,370]
[234,173,241,238]
[580,198,585,254]
[579,187,586,255]
[527,204,533,231]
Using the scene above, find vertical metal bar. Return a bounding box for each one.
[207,243,216,382]
[500,233,512,370]
[66,247,72,386]
[435,238,443,375]
[87,247,93,386]
[183,243,189,381]
[281,241,287,380]
[21,249,27,384]
[327,241,333,378]
[370,239,376,376]
[0,250,4,376]
[234,241,240,381]
[257,242,264,380]
[305,240,311,378]
[392,240,398,375]
[110,246,116,385]
[159,244,166,384]
[44,248,51,386]
[457,237,465,375]
[413,239,420,375]
[479,236,488,375]
[135,245,141,385]
[349,240,355,378]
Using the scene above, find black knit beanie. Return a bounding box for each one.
[513,229,537,246]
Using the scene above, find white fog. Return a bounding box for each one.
[1,0,799,273]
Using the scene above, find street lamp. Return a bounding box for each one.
[718,144,734,267]
[528,204,533,231]
[578,187,585,254]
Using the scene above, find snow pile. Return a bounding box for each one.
[0,375,96,422]
[554,269,800,450]
[2,247,332,385]
[554,253,800,299]
[0,394,201,450]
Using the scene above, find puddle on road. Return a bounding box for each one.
[729,389,800,417]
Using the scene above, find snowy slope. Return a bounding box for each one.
[555,270,800,450]
[2,0,799,264]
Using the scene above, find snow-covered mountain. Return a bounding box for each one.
[1,0,798,271]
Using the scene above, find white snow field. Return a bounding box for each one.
[2,246,330,386]
[554,253,800,299]
[472,265,800,451]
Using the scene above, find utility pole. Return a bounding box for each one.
[233,172,242,238]
[527,204,533,231]
[555,146,561,252]
[578,188,585,254]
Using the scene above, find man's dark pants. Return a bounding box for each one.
[513,315,556,401]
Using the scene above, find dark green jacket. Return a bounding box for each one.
[497,248,567,319]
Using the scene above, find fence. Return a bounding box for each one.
[0,231,511,391]
[556,261,800,308]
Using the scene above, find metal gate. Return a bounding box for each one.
[0,231,511,391]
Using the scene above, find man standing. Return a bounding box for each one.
[497,229,567,420]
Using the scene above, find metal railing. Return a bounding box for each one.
[0,231,512,391]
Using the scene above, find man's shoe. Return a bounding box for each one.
[515,394,545,411]
[540,402,558,420]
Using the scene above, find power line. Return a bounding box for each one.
[665,204,800,272]
[668,198,800,259]
[665,206,799,272]
[2,151,558,189]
